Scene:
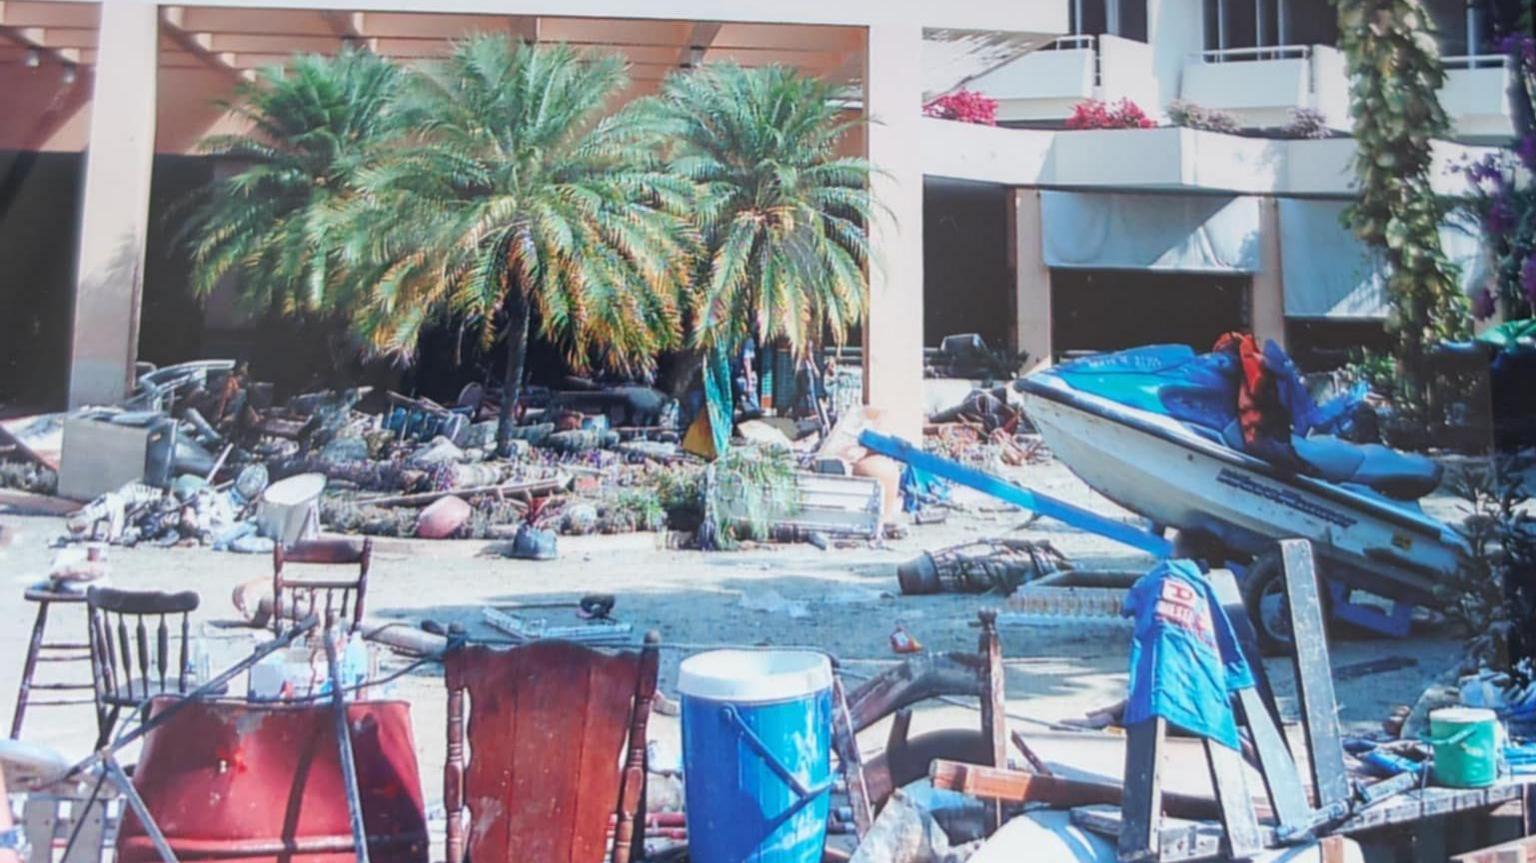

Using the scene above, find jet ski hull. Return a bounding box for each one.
[1019,373,1464,605]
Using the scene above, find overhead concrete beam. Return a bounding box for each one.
[176,0,1066,34]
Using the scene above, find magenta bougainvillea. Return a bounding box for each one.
[923,89,998,125]
[1064,98,1156,130]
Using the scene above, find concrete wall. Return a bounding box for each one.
[1147,0,1203,112]
[1442,64,1517,142]
[1098,34,1159,117]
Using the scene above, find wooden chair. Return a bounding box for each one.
[443,634,660,863]
[85,587,199,748]
[272,537,371,634]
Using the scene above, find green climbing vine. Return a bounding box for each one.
[1334,0,1470,410]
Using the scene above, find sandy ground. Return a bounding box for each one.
[0,455,1470,817]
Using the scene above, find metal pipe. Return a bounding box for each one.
[857,431,1172,558]
[324,630,371,863]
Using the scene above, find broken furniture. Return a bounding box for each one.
[678,649,834,862]
[835,610,1019,834]
[271,536,377,861]
[271,538,371,634]
[714,469,885,541]
[61,618,320,863]
[443,635,660,863]
[2,738,112,863]
[56,413,178,502]
[86,587,201,749]
[10,587,93,741]
[116,697,428,863]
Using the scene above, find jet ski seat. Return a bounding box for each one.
[1289,435,1442,501]
[1056,344,1442,500]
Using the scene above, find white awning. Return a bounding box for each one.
[1041,191,1262,273]
[1279,198,1491,319]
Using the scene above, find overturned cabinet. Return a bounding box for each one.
[57,413,179,501]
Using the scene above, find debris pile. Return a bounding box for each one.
[8,357,1011,555]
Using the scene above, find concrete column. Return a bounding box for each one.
[67,0,158,408]
[1251,196,1288,350]
[862,23,925,440]
[1148,0,1205,116]
[1014,188,1053,373]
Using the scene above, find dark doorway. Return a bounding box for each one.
[1051,270,1249,357]
[1285,318,1391,372]
[0,151,82,411]
[923,178,1013,351]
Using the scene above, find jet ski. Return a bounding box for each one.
[1015,344,1468,635]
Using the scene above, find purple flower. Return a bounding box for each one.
[1524,256,1536,305]
[1473,287,1497,320]
[1501,33,1536,68]
[1487,199,1516,236]
[1518,135,1536,172]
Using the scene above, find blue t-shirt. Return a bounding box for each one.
[1122,559,1256,750]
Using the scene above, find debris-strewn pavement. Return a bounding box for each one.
[0,454,1465,786]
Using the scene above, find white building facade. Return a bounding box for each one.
[929,0,1518,374]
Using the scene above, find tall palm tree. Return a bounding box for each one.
[628,63,875,366]
[345,36,696,450]
[179,48,402,314]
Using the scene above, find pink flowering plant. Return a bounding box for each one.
[1457,34,1536,320]
[1064,98,1156,130]
[923,90,998,125]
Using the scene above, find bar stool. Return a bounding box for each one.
[10,586,95,740]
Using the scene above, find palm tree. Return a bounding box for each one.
[179,48,402,314]
[629,63,875,370]
[345,36,697,450]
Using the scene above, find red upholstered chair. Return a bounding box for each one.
[443,635,660,863]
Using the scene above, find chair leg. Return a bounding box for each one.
[11,601,51,739]
[94,706,121,751]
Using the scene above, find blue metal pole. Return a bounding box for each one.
[858,430,1172,558]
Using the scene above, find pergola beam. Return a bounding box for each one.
[677,20,720,68]
[0,22,81,65]
[160,7,249,81]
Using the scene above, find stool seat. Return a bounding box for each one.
[24,586,90,604]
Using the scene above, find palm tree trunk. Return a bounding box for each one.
[665,348,705,400]
[495,290,531,455]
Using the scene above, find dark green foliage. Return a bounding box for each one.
[627,63,875,355]
[179,49,402,316]
[344,38,696,367]
[1334,0,1470,408]
[1445,457,1536,681]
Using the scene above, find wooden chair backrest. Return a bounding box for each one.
[443,636,659,863]
[272,536,370,633]
[86,587,200,736]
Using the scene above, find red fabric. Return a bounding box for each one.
[1213,332,1287,447]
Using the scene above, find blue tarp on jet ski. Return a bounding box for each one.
[1051,343,1442,501]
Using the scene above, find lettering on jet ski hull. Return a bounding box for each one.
[1215,469,1358,529]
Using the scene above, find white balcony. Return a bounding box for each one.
[1441,55,1518,143]
[1179,44,1350,130]
[920,117,1499,197]
[970,34,1158,123]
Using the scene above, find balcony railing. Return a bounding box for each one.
[1442,53,1513,71]
[1043,34,1100,86]
[1198,44,1313,63]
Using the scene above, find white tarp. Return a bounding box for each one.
[1041,191,1262,273]
[1279,198,1491,319]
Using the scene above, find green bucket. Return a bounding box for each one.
[1427,707,1501,788]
